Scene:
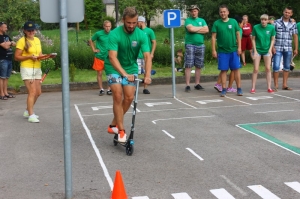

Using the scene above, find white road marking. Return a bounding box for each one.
[152,115,215,124]
[186,148,204,161]
[255,110,294,114]
[247,96,273,101]
[197,99,223,104]
[132,196,149,199]
[248,185,280,199]
[274,93,300,101]
[74,105,114,190]
[145,102,172,107]
[225,96,252,105]
[162,130,175,139]
[285,181,300,193]
[91,105,112,111]
[175,97,197,109]
[171,192,192,199]
[220,175,247,196]
[131,104,140,112]
[210,188,235,199]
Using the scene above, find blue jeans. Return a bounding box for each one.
[0,59,12,79]
[272,51,292,72]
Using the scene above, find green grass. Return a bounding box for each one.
[9,60,286,91]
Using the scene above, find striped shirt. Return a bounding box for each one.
[274,17,298,51]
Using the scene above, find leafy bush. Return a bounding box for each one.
[41,58,56,72]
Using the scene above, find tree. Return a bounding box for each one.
[83,0,105,30]
[118,0,173,27]
[0,0,40,32]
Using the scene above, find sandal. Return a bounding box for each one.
[282,87,293,90]
[0,96,8,100]
[273,88,278,92]
[5,94,15,98]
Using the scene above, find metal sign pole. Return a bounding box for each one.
[170,28,176,98]
[59,0,72,198]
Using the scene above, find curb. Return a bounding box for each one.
[12,71,300,94]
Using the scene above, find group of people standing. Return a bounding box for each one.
[184,5,298,97]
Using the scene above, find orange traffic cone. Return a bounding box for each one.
[111,170,128,199]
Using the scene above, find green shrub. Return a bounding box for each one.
[69,63,76,82]
[41,58,56,72]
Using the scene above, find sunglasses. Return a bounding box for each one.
[26,29,35,32]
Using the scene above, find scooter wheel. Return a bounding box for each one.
[113,134,118,146]
[126,144,134,156]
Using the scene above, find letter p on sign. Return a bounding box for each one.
[163,9,181,28]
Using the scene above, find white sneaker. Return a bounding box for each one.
[28,114,40,123]
[23,110,39,119]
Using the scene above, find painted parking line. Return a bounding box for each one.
[162,130,175,139]
[186,148,204,161]
[210,188,235,199]
[171,192,192,199]
[248,185,280,199]
[285,181,300,194]
[237,120,300,156]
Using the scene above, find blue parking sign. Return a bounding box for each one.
[163,9,181,28]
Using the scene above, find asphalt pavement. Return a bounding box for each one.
[1,75,300,199]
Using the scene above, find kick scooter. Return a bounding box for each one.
[113,78,142,156]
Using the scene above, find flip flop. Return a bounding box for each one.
[0,96,8,100]
[282,87,293,90]
[5,94,15,98]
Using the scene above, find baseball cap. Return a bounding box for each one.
[138,16,146,22]
[23,21,36,31]
[188,5,200,11]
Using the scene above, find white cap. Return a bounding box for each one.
[138,16,146,22]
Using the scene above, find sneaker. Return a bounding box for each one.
[106,90,112,95]
[23,110,39,119]
[214,84,222,92]
[118,130,127,142]
[185,86,191,92]
[237,88,243,96]
[227,87,237,92]
[267,89,274,93]
[220,89,227,97]
[28,114,39,123]
[107,125,118,134]
[250,89,256,94]
[99,89,105,96]
[194,84,204,90]
[143,89,150,94]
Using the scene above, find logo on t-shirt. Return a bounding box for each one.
[132,41,137,47]
[266,31,270,34]
[228,25,232,29]
[199,22,202,26]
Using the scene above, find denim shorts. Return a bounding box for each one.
[217,51,241,71]
[273,51,292,72]
[107,74,137,86]
[184,44,205,68]
[0,59,12,79]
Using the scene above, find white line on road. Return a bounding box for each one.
[274,93,300,101]
[152,115,215,124]
[254,110,294,114]
[162,130,175,139]
[174,97,197,109]
[131,104,141,112]
[171,192,192,199]
[248,185,280,199]
[225,96,252,105]
[210,188,235,199]
[132,196,150,199]
[285,181,300,193]
[220,175,247,196]
[74,105,114,190]
[186,148,204,161]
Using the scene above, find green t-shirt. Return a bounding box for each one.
[252,24,276,54]
[212,18,239,53]
[91,30,109,60]
[184,17,207,46]
[297,22,300,50]
[138,27,156,59]
[239,28,243,40]
[105,26,150,75]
